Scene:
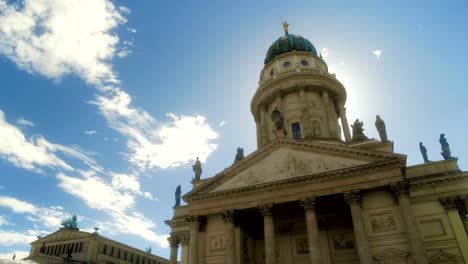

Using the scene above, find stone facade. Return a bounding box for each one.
[25,228,169,264]
[166,30,468,264]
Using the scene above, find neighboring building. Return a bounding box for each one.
[24,228,169,264]
[165,24,468,264]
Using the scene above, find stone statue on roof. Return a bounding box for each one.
[375,115,388,142]
[419,142,430,163]
[234,147,245,164]
[192,157,202,181]
[351,119,368,142]
[439,134,456,160]
[174,185,181,208]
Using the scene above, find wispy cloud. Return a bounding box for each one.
[219,121,227,127]
[0,196,70,229]
[0,230,37,246]
[83,130,97,135]
[0,215,11,226]
[373,49,382,59]
[16,118,34,127]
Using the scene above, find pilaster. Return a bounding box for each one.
[222,210,236,264]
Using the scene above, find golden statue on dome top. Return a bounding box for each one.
[281,18,289,34]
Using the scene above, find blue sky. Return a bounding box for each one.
[0,0,467,259]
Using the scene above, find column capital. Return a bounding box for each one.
[179,233,190,246]
[222,210,235,225]
[299,197,316,211]
[168,236,179,248]
[259,204,274,216]
[344,190,361,206]
[440,197,459,211]
[390,181,410,198]
[185,216,201,229]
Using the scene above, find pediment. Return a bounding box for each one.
[33,229,90,244]
[185,139,405,201]
[429,250,463,264]
[374,248,409,260]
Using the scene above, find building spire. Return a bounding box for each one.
[281,18,289,35]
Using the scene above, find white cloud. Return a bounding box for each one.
[339,61,345,66]
[83,130,97,135]
[92,89,218,170]
[0,230,37,246]
[0,250,30,260]
[0,196,69,229]
[127,27,137,33]
[321,48,328,59]
[373,50,382,59]
[0,110,75,172]
[219,121,227,127]
[0,215,11,226]
[0,0,126,87]
[57,172,165,246]
[16,118,34,127]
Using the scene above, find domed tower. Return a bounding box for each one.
[251,22,352,148]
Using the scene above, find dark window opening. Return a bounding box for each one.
[291,122,302,140]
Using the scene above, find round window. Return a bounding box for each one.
[301,60,309,66]
[283,61,291,68]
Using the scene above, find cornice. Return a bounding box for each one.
[408,172,467,187]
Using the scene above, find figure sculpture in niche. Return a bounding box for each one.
[234,147,245,164]
[375,115,388,142]
[419,142,430,163]
[439,134,456,160]
[351,119,368,142]
[271,108,285,130]
[192,157,202,181]
[174,185,181,208]
[312,120,321,137]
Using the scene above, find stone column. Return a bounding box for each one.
[222,210,236,264]
[337,103,351,142]
[260,204,276,264]
[260,107,268,146]
[391,182,427,263]
[439,197,468,263]
[299,197,322,264]
[187,216,200,264]
[168,236,179,264]
[322,90,337,137]
[344,190,374,264]
[180,234,190,264]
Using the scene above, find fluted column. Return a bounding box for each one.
[187,216,200,264]
[260,204,276,264]
[337,103,351,142]
[168,236,179,264]
[300,197,322,264]
[222,210,236,264]
[180,234,190,264]
[260,107,268,146]
[344,190,373,264]
[439,197,468,263]
[391,182,427,263]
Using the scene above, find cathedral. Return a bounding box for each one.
[165,23,468,264]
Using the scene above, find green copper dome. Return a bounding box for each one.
[264,33,318,64]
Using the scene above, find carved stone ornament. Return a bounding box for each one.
[299,197,316,211]
[429,250,463,264]
[185,216,201,228]
[222,210,235,224]
[179,234,190,246]
[439,197,458,211]
[259,204,274,216]
[390,181,410,199]
[373,248,409,262]
[344,190,361,206]
[168,236,179,248]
